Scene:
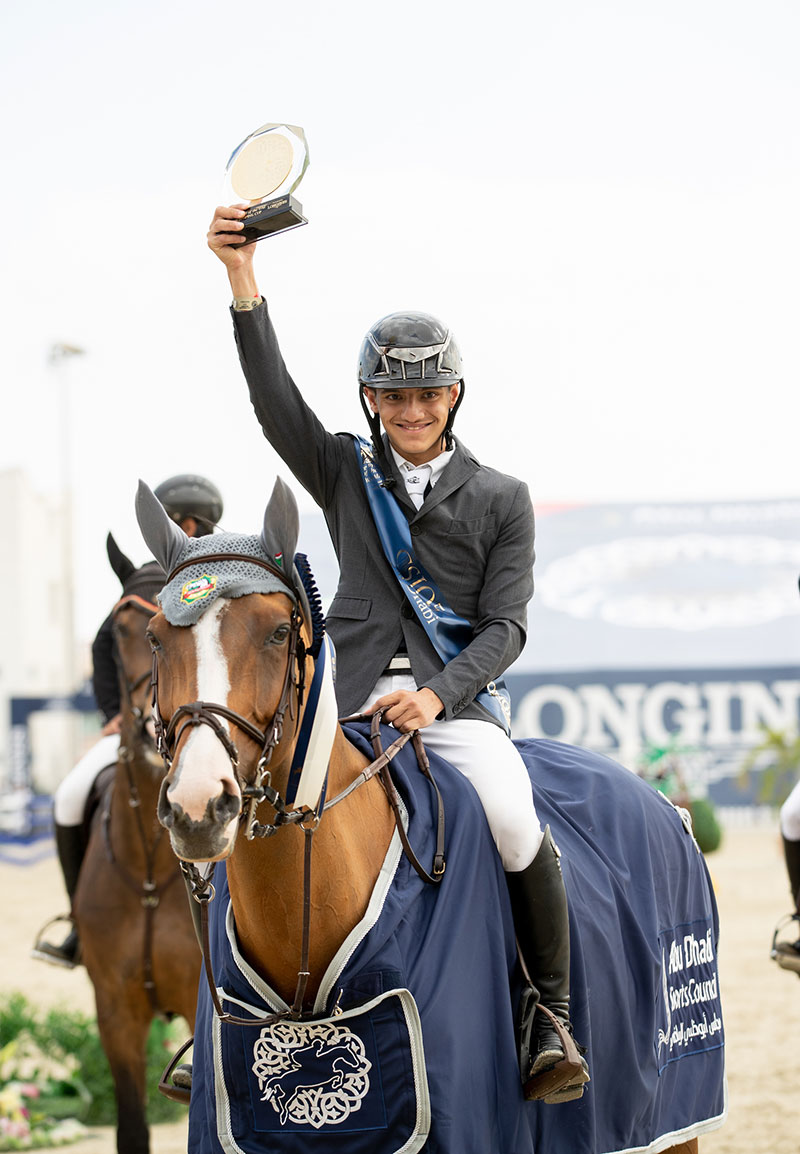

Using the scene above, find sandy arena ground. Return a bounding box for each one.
[2,818,798,1153]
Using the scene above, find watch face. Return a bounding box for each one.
[224,123,309,205]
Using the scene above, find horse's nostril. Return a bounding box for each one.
[213,790,242,825]
[157,777,175,829]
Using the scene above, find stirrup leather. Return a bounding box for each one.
[522,1003,586,1100]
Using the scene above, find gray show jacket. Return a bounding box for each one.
[232,302,535,726]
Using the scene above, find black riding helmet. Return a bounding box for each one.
[153,474,223,537]
[357,311,465,474]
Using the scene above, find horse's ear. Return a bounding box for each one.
[260,477,299,573]
[135,480,189,574]
[106,532,135,588]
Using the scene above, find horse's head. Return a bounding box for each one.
[136,478,326,864]
[106,534,165,768]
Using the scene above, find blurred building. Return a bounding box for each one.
[1,470,94,826]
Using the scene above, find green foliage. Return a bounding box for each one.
[738,727,800,807]
[687,797,722,854]
[0,994,187,1129]
[637,740,723,855]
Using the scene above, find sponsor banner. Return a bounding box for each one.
[656,919,723,1072]
[525,498,800,672]
[506,665,800,804]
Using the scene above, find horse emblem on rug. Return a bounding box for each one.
[254,1021,371,1127]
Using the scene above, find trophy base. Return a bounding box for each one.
[241,195,307,242]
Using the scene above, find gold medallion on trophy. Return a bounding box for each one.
[223,123,310,242]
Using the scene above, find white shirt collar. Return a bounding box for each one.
[389,444,455,508]
[389,444,454,482]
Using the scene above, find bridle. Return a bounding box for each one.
[150,553,311,841]
[111,593,160,755]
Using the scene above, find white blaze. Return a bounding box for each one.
[170,600,239,822]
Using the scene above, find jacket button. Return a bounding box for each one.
[410,524,422,536]
[401,603,414,619]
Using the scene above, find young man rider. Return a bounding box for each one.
[206,203,589,1103]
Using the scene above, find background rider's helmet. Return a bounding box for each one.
[357,311,466,465]
[154,474,224,537]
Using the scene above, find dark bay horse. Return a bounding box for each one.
[72,538,200,1154]
[136,477,724,1154]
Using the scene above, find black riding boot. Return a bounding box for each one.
[31,823,86,968]
[506,826,590,1103]
[783,835,800,909]
[774,836,800,974]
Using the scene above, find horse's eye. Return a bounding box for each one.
[146,633,161,653]
[270,625,291,645]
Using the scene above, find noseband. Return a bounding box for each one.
[151,553,309,840]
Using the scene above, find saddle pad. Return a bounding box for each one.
[207,988,429,1154]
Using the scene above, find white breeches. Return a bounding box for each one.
[780,778,800,842]
[53,734,121,826]
[360,674,543,872]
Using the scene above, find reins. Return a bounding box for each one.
[151,550,446,1036]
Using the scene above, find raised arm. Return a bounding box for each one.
[207,204,259,301]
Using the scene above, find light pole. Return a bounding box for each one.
[49,342,86,695]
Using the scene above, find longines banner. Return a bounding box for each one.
[505,666,800,805]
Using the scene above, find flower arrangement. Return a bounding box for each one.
[0,992,187,1148]
[0,1038,89,1150]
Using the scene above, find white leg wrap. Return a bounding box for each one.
[780,778,800,842]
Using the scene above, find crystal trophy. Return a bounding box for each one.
[223,123,309,242]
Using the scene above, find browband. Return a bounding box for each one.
[166,552,297,599]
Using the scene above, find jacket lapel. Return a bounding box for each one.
[414,440,479,520]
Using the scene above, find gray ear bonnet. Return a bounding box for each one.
[135,478,309,628]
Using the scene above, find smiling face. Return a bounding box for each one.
[363,383,460,465]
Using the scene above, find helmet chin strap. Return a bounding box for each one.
[358,390,396,487]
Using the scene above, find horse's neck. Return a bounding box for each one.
[227,724,394,1006]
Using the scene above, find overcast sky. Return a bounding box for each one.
[2,0,799,643]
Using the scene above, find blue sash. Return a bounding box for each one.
[353,436,511,734]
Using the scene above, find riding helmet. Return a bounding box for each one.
[357,311,466,459]
[358,311,463,388]
[154,474,224,536]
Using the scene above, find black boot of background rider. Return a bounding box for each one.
[31,823,85,968]
[774,836,800,972]
[506,825,590,1103]
[783,835,800,910]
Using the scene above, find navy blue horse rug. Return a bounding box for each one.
[188,729,725,1154]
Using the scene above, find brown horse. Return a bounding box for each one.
[137,477,720,1154]
[72,542,200,1154]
